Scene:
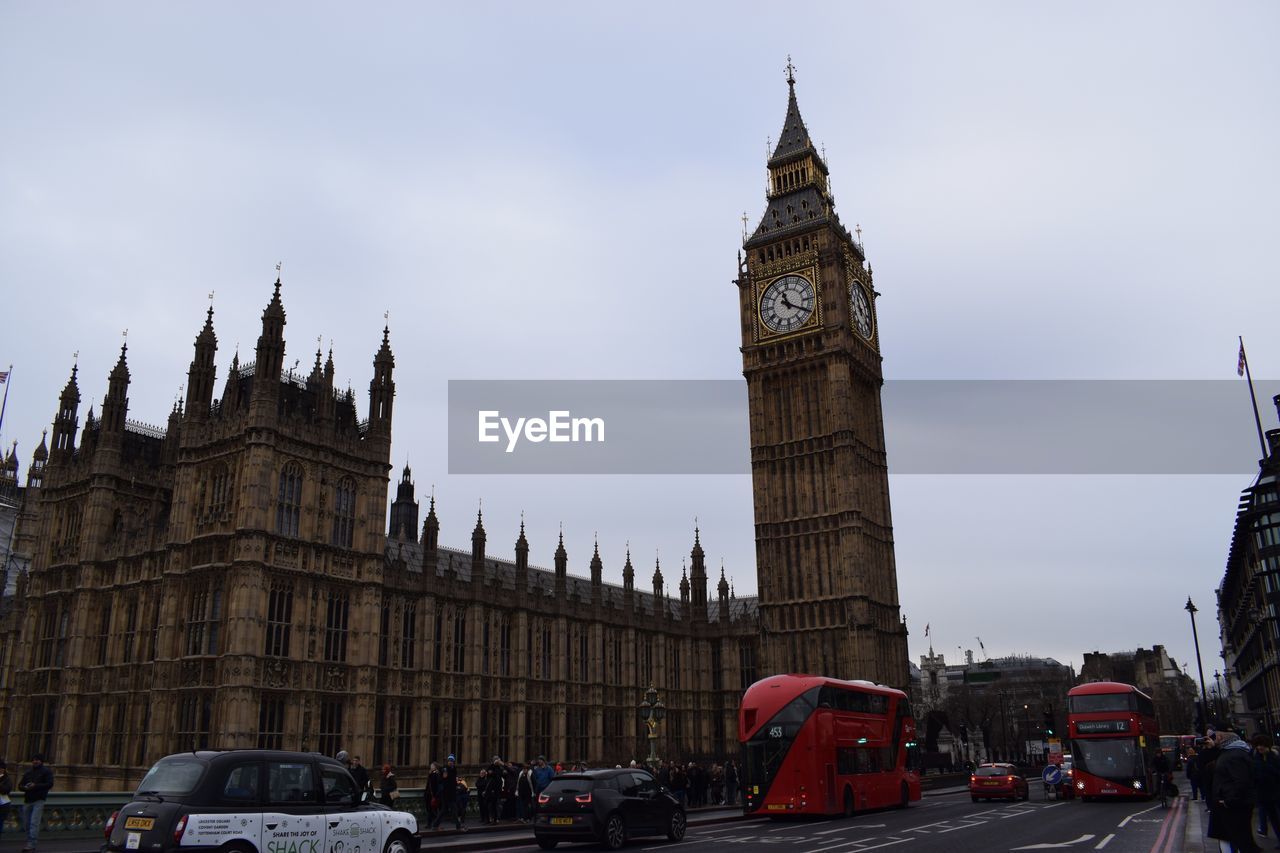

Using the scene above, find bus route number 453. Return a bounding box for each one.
[769,726,783,738]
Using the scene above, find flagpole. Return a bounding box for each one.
[1241,337,1269,460]
[0,365,11,444]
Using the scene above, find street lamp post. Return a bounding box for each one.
[1214,670,1223,721]
[1023,704,1031,765]
[637,685,666,768]
[1186,597,1211,729]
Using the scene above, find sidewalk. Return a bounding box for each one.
[1183,796,1280,853]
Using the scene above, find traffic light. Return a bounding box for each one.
[1043,710,1054,736]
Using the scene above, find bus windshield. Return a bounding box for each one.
[1069,694,1132,713]
[1073,738,1145,783]
[742,686,819,801]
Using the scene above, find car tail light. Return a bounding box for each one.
[537,793,550,805]
[970,775,977,783]
[173,815,188,846]
[574,793,592,804]
[105,811,119,841]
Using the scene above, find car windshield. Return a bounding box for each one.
[976,766,1014,777]
[543,778,596,795]
[137,757,206,796]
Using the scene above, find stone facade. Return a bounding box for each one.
[1215,415,1280,738]
[0,78,912,788]
[1078,646,1199,736]
[0,284,762,789]
[736,73,907,689]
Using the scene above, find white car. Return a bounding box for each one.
[104,750,418,853]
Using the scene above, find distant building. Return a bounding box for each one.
[914,648,1073,764]
[1078,646,1199,735]
[1216,397,1280,738]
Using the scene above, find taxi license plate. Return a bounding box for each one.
[124,817,155,830]
[767,804,787,810]
[551,817,574,826]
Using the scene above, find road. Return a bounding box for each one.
[463,791,1188,853]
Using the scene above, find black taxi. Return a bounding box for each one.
[103,750,417,853]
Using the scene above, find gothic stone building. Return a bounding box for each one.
[0,280,762,789]
[0,76,910,787]
[737,70,907,687]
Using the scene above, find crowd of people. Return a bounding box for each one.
[337,751,742,831]
[1180,728,1280,853]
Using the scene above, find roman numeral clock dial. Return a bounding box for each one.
[849,280,873,339]
[759,274,816,334]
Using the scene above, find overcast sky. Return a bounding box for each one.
[2,2,1278,692]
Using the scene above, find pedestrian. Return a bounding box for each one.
[669,761,687,808]
[1253,734,1280,839]
[532,756,554,800]
[425,762,442,829]
[484,757,505,824]
[378,764,399,808]
[724,759,739,807]
[432,755,465,831]
[476,769,491,825]
[502,760,518,821]
[710,763,724,806]
[349,756,370,798]
[1208,730,1260,853]
[1185,747,1201,801]
[515,762,534,823]
[0,761,12,839]
[1200,733,1222,812]
[454,776,470,830]
[18,753,53,852]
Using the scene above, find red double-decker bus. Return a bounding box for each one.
[739,674,922,817]
[1067,681,1160,800]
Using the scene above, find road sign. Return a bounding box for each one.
[1042,765,1062,786]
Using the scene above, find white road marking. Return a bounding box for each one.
[1095,833,1115,849]
[802,835,912,853]
[1010,834,1096,850]
[1118,803,1161,827]
[813,823,886,834]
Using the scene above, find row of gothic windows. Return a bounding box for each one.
[275,463,358,548]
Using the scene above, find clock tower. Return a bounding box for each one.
[737,67,908,689]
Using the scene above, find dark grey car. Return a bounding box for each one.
[533,769,686,850]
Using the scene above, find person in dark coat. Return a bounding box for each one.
[1253,734,1280,839]
[18,754,54,852]
[378,765,398,808]
[1199,735,1221,812]
[1208,731,1260,853]
[1184,747,1201,801]
[724,760,739,807]
[432,755,465,831]
[349,756,371,798]
[425,762,442,829]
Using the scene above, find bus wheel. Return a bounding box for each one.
[843,787,855,818]
[899,783,909,808]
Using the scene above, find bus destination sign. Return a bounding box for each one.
[1075,720,1131,734]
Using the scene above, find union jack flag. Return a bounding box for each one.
[1238,342,1247,377]
[0,371,8,384]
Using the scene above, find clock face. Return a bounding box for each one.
[849,282,873,339]
[759,274,816,334]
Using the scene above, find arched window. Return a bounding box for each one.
[332,477,356,548]
[210,464,231,518]
[276,463,302,537]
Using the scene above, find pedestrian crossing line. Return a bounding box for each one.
[802,834,913,853]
